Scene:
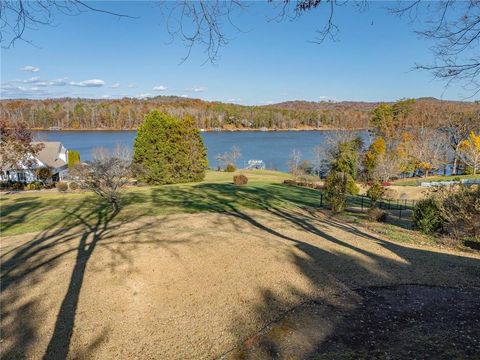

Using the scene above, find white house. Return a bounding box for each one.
[1,142,69,182]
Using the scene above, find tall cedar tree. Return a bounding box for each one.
[68,150,81,168]
[133,111,208,184]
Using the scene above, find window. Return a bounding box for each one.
[17,172,26,181]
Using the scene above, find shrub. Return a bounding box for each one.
[11,181,24,190]
[26,182,42,190]
[233,174,248,185]
[225,164,236,172]
[69,181,79,190]
[433,185,480,239]
[283,179,297,186]
[366,182,385,207]
[324,171,359,213]
[367,207,388,222]
[413,198,442,234]
[133,111,207,184]
[35,167,52,182]
[56,181,68,192]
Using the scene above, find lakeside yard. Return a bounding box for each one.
[1,171,480,359]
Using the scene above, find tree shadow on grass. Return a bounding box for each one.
[1,182,479,359]
[1,196,183,359]
[150,182,480,358]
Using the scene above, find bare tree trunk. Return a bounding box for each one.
[452,156,458,176]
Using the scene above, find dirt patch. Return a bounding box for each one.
[2,209,480,359]
[310,285,480,359]
[226,285,480,359]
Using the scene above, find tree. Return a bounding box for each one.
[287,149,302,178]
[366,182,385,209]
[370,99,415,138]
[216,145,241,170]
[372,150,400,183]
[328,136,363,179]
[439,112,477,175]
[311,144,325,177]
[0,118,43,174]
[68,150,81,168]
[363,136,387,180]
[71,146,132,211]
[324,171,359,213]
[411,127,448,177]
[35,167,52,182]
[133,110,207,184]
[459,131,480,175]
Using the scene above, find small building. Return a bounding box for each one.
[1,142,69,182]
[245,160,266,170]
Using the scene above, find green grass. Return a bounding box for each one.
[336,211,438,247]
[393,174,480,187]
[1,170,321,236]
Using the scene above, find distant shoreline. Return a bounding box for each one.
[34,127,367,132]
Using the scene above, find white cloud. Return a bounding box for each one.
[227,98,242,103]
[101,94,111,98]
[110,83,120,89]
[127,84,137,88]
[49,78,68,86]
[12,77,67,87]
[137,93,153,98]
[180,94,188,98]
[20,65,40,72]
[186,86,207,92]
[0,83,52,99]
[153,85,168,91]
[22,77,40,83]
[70,79,105,87]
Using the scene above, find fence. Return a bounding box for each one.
[319,193,416,219]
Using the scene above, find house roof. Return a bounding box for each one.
[31,142,67,169]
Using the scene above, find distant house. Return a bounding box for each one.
[1,142,69,182]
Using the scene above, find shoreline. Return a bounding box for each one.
[34,127,368,132]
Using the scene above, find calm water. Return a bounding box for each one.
[34,130,367,172]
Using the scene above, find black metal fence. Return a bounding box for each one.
[319,193,416,219]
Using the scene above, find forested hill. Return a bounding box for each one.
[0,96,478,131]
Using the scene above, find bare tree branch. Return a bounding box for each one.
[0,0,136,48]
[391,0,480,95]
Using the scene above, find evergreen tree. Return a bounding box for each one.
[67,150,81,168]
[133,111,207,184]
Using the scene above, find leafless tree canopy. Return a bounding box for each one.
[71,145,132,210]
[0,0,133,47]
[392,1,480,95]
[2,1,480,91]
[160,0,247,63]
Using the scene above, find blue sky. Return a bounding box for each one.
[0,1,475,104]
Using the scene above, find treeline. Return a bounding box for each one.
[0,96,478,131]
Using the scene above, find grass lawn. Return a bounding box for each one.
[1,170,321,236]
[2,169,480,359]
[393,174,480,186]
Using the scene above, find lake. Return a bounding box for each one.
[33,130,368,172]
